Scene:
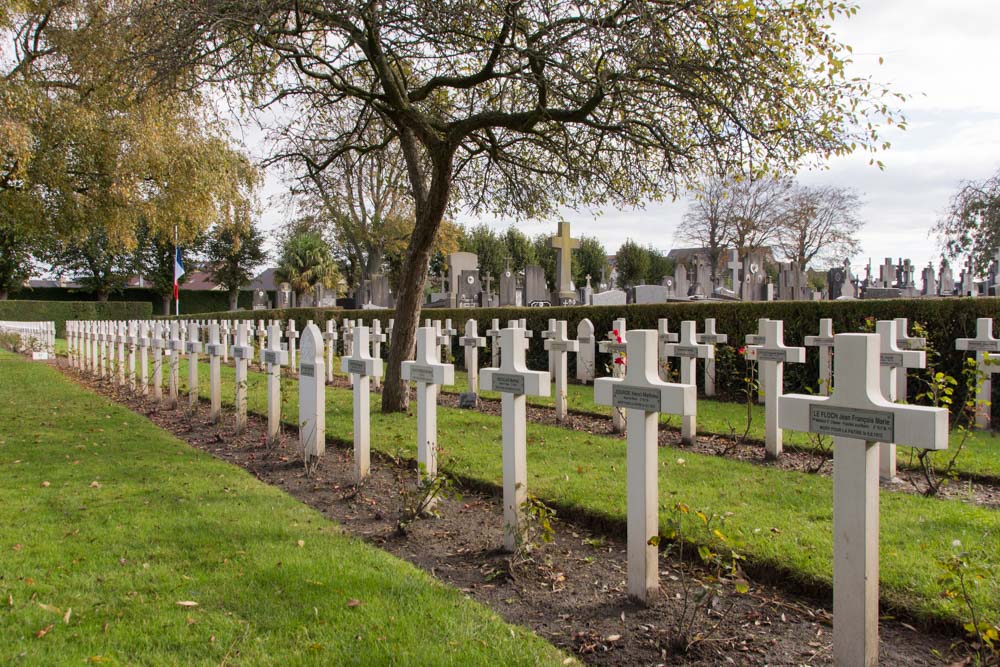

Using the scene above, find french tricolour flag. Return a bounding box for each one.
[173,247,185,300]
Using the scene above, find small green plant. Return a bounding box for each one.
[397,466,459,534]
[937,544,999,664]
[650,502,748,655]
[508,494,558,571]
[722,347,756,455]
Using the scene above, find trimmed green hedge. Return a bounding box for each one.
[0,300,152,337]
[11,287,256,315]
[173,298,1000,408]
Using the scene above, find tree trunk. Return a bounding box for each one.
[228,288,239,311]
[162,295,171,315]
[97,290,109,302]
[0,289,8,300]
[381,150,453,413]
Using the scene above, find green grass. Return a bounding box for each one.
[0,352,568,666]
[161,354,1000,628]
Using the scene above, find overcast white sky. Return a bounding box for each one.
[252,1,1000,277]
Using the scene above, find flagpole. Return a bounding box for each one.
[174,224,180,317]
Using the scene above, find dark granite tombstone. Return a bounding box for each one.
[673,264,689,298]
[252,289,270,310]
[457,269,482,308]
[828,265,848,299]
[499,261,517,306]
[524,265,550,306]
[939,258,955,295]
[921,263,937,296]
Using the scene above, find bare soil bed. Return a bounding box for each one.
[58,361,975,666]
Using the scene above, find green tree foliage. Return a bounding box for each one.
[646,247,674,285]
[46,228,133,301]
[615,239,649,288]
[275,231,341,301]
[934,170,1000,274]
[205,219,269,311]
[573,235,608,288]
[460,224,507,283]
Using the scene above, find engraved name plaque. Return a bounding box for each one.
[809,405,894,442]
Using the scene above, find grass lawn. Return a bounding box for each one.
[164,355,1000,628]
[0,352,568,666]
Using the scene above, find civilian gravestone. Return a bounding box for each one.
[481,326,551,551]
[876,320,926,481]
[231,321,253,434]
[779,333,947,667]
[342,326,383,482]
[299,324,326,468]
[662,321,712,444]
[599,318,628,433]
[544,320,579,422]
[524,265,550,306]
[939,258,955,295]
[402,327,455,486]
[921,262,937,296]
[592,288,627,306]
[576,318,596,384]
[805,319,836,396]
[746,319,805,458]
[206,321,224,423]
[264,323,289,445]
[697,318,728,397]
[458,269,482,308]
[594,330,696,602]
[460,319,486,406]
[956,318,1000,429]
[186,321,202,409]
[447,252,479,307]
[549,221,580,304]
[499,260,517,306]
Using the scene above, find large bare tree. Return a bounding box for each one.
[136,0,899,411]
[777,185,864,268]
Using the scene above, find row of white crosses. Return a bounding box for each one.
[0,321,55,357]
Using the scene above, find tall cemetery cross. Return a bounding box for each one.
[662,321,713,444]
[481,326,551,552]
[894,317,926,403]
[805,318,835,396]
[487,318,502,367]
[402,327,455,484]
[594,330,696,602]
[549,221,581,301]
[876,320,926,481]
[342,325,384,483]
[286,319,299,371]
[151,321,164,402]
[778,334,947,667]
[697,318,728,397]
[543,320,580,422]
[460,319,486,400]
[126,321,138,392]
[264,323,289,445]
[746,319,806,459]
[186,321,202,409]
[231,320,253,434]
[323,320,338,384]
[299,324,326,469]
[167,321,182,409]
[370,319,386,389]
[956,317,1000,429]
[206,321,224,423]
[656,318,679,380]
[576,318,596,384]
[116,321,126,386]
[599,318,629,433]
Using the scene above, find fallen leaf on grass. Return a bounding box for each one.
[12,544,22,552]
[297,540,305,548]
[35,624,54,638]
[346,599,362,607]
[63,608,72,624]
[89,481,101,488]
[175,601,198,607]
[37,602,60,614]
[41,481,50,488]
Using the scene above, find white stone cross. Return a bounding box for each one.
[662,321,713,444]
[894,317,926,405]
[460,319,486,398]
[876,319,926,480]
[487,318,502,367]
[805,318,835,396]
[186,321,202,409]
[264,323,289,445]
[541,318,558,375]
[402,327,455,486]
[956,317,1000,429]
[746,319,806,458]
[115,321,126,386]
[231,320,253,433]
[126,321,138,392]
[220,319,231,363]
[342,318,354,357]
[96,321,107,379]
[341,326,384,483]
[745,317,771,404]
[778,333,948,667]
[599,318,629,433]
[150,321,164,402]
[167,321,182,409]
[656,318,679,380]
[137,321,150,395]
[299,323,326,468]
[286,319,299,371]
[576,318,596,384]
[697,318,728,397]
[206,321,224,423]
[323,320,338,384]
[255,320,268,370]
[543,320,579,422]
[370,319,386,389]
[595,329,696,602]
[481,326,551,552]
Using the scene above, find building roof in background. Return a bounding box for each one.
[245,267,279,292]
[25,278,83,289]
[181,270,223,291]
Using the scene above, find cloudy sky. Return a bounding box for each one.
[254,1,1000,278]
